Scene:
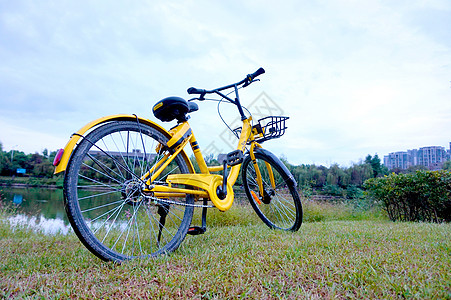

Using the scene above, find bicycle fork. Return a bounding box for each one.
[250,145,276,204]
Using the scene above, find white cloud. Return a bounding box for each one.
[0,0,450,166]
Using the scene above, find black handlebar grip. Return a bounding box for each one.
[248,67,265,81]
[252,67,265,78]
[187,87,206,94]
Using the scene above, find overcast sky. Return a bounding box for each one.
[0,0,450,166]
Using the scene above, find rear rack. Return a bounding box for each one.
[234,116,289,144]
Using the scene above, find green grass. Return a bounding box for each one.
[191,199,387,228]
[1,202,450,299]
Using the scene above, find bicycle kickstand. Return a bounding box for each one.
[187,198,208,235]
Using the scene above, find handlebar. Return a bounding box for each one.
[187,87,206,95]
[187,67,265,95]
[243,67,265,87]
[187,67,265,120]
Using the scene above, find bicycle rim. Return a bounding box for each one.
[242,151,302,231]
[64,120,194,262]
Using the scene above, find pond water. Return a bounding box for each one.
[1,186,251,235]
[1,187,72,235]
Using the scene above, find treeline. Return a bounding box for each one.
[283,154,389,198]
[0,143,57,178]
[284,155,451,198]
[2,139,449,202]
[0,141,388,196]
[203,153,389,198]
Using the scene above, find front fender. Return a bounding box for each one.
[53,114,195,174]
[250,147,297,187]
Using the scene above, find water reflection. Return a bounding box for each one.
[1,187,131,235]
[7,214,71,235]
[1,187,69,235]
[13,194,23,205]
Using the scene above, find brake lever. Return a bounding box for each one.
[242,78,260,88]
[188,95,205,101]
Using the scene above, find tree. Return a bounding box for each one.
[405,165,428,173]
[33,161,54,178]
[10,151,32,173]
[365,154,385,178]
[204,153,219,166]
[443,160,451,171]
[42,149,49,159]
[0,141,5,174]
[189,155,201,173]
[348,163,373,186]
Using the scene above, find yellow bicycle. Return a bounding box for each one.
[53,68,302,262]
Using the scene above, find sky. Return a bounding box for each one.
[0,0,450,166]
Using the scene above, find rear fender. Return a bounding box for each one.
[53,114,195,174]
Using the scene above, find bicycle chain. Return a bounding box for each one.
[144,195,214,208]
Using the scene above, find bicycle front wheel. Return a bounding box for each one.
[242,149,302,231]
[64,120,194,262]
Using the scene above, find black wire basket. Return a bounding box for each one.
[233,116,289,143]
[255,116,289,143]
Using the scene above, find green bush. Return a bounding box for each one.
[364,170,451,222]
[321,184,345,197]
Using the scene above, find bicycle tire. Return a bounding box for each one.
[64,120,194,262]
[242,148,302,231]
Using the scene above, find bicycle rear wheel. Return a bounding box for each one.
[242,149,302,231]
[64,120,194,262]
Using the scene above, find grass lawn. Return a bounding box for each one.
[1,206,450,300]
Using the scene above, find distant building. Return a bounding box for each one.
[418,146,447,170]
[384,151,410,170]
[88,149,156,161]
[384,143,450,170]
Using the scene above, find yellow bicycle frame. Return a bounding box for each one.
[143,115,274,211]
[54,114,275,212]
[144,117,252,211]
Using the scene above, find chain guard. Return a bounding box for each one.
[145,195,214,208]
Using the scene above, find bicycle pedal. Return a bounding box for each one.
[225,150,244,166]
[187,226,206,236]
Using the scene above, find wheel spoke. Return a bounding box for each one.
[78,189,120,201]
[85,153,125,184]
[81,199,125,213]
[65,120,194,262]
[243,154,302,231]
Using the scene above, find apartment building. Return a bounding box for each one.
[384,143,450,170]
[383,151,410,170]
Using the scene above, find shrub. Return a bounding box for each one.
[321,184,345,197]
[364,170,451,222]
